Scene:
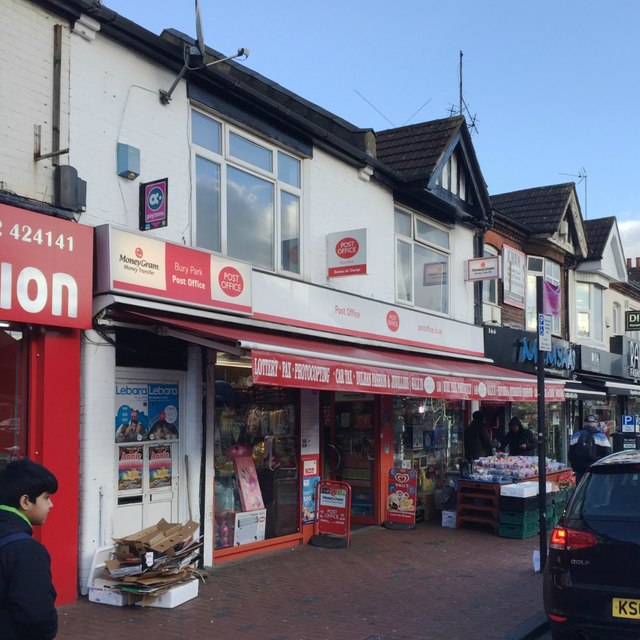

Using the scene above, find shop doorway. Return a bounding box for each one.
[322,392,378,525]
[113,370,184,538]
[480,403,508,449]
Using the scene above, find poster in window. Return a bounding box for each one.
[149,444,172,489]
[502,245,526,309]
[118,446,144,491]
[423,262,446,287]
[302,476,320,524]
[148,383,180,441]
[234,456,265,511]
[115,384,148,443]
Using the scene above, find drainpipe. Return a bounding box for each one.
[474,231,484,326]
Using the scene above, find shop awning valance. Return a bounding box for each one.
[106,308,564,403]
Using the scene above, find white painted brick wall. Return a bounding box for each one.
[0,0,70,200]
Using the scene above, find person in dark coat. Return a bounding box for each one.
[464,411,493,462]
[501,416,537,456]
[568,414,612,485]
[0,459,58,640]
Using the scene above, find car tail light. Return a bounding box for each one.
[549,526,598,550]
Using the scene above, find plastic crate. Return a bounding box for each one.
[499,505,554,526]
[498,521,539,539]
[499,493,553,512]
[499,509,539,526]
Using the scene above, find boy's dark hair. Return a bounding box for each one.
[0,459,58,507]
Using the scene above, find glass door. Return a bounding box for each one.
[326,393,378,524]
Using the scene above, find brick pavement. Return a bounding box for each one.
[56,520,547,640]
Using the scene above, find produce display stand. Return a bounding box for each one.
[456,469,573,533]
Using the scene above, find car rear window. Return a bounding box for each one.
[568,470,640,521]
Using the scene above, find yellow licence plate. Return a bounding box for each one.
[612,597,640,619]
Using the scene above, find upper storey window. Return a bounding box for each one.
[395,208,450,314]
[435,148,472,204]
[525,257,561,335]
[191,109,302,275]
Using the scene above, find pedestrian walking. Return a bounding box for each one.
[0,459,59,639]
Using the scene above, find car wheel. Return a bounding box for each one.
[550,628,572,640]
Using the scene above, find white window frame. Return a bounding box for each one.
[576,281,604,342]
[613,302,622,336]
[525,256,561,335]
[394,207,451,315]
[190,108,303,276]
[482,244,499,305]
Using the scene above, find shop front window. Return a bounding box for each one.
[214,366,299,549]
[392,397,464,492]
[581,397,619,437]
[0,324,27,467]
[510,401,567,462]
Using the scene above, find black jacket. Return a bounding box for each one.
[0,507,57,640]
[464,419,493,461]
[501,428,537,456]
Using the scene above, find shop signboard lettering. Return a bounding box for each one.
[251,350,565,402]
[0,203,93,328]
[385,468,418,525]
[610,336,640,382]
[95,224,252,315]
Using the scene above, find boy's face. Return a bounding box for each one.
[19,492,54,525]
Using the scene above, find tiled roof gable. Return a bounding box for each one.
[375,116,464,181]
[583,217,616,260]
[490,183,575,234]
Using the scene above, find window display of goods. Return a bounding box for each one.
[469,455,566,482]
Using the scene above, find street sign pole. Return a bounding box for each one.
[536,276,548,571]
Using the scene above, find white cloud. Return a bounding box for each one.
[618,220,640,263]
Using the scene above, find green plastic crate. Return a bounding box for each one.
[499,509,539,526]
[498,521,539,539]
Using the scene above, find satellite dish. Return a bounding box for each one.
[159,0,249,105]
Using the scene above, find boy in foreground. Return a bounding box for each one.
[0,459,58,640]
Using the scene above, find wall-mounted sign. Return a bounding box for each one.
[95,224,252,315]
[502,244,526,309]
[139,178,168,231]
[0,203,93,328]
[326,228,367,278]
[626,310,640,332]
[465,256,501,281]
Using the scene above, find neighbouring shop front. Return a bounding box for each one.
[573,339,640,449]
[82,224,565,583]
[483,325,576,462]
[0,200,93,605]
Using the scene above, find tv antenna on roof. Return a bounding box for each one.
[559,167,588,219]
[159,0,249,104]
[448,51,478,134]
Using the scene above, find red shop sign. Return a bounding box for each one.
[385,468,418,526]
[315,480,351,545]
[0,203,94,328]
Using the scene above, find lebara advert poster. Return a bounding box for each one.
[115,383,149,443]
[148,383,180,441]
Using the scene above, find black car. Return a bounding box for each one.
[543,449,640,639]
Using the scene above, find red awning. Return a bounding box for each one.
[117,310,564,402]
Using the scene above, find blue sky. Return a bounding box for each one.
[103,0,640,260]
